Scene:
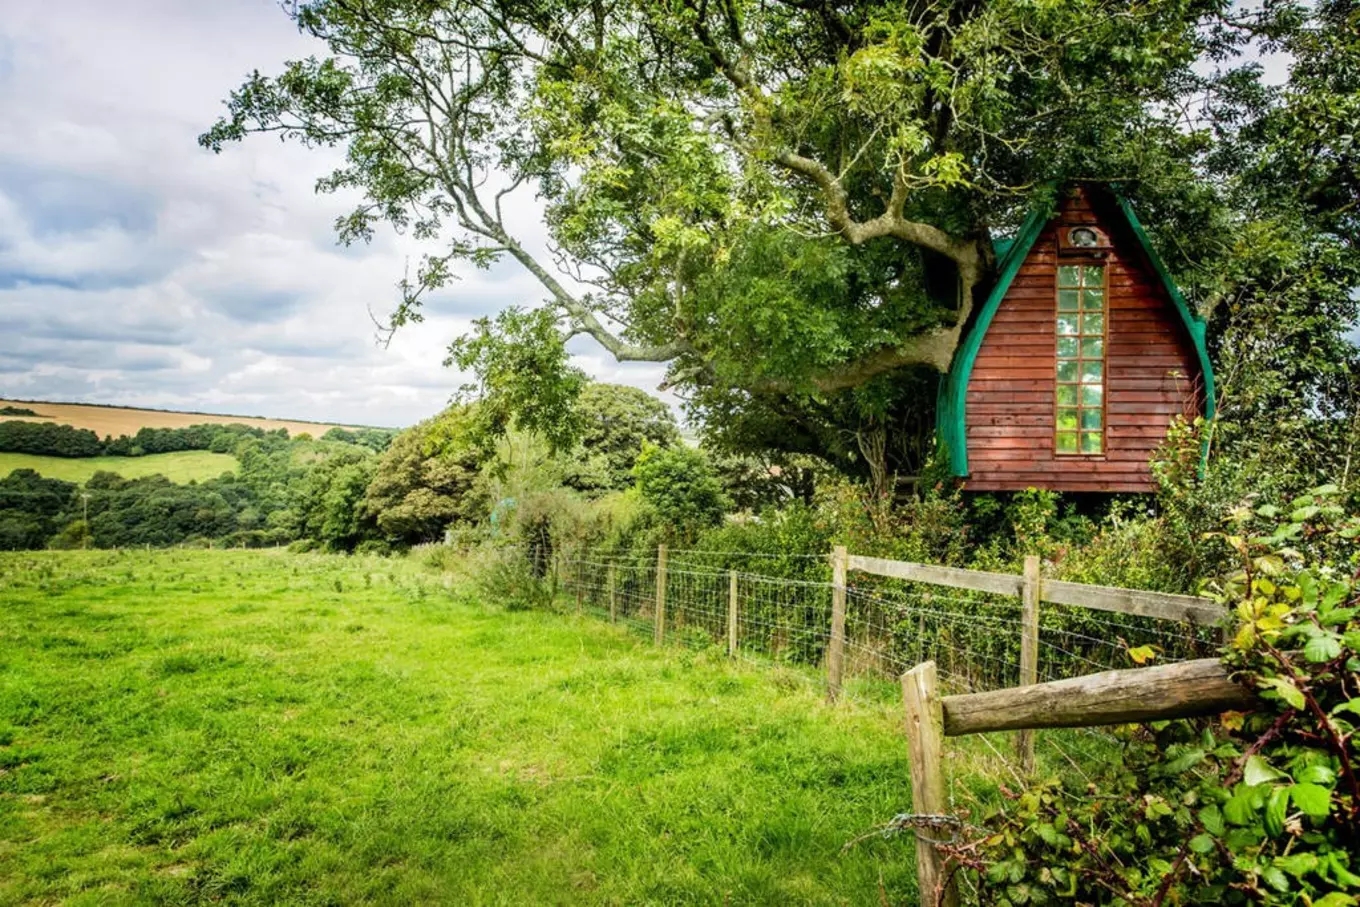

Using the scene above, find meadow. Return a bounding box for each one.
[0,452,238,485]
[0,550,962,905]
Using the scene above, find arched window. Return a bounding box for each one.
[1055,264,1105,455]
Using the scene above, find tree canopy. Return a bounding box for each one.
[202,0,1358,480]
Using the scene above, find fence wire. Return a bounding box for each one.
[557,547,1216,699]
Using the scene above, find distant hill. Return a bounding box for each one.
[0,399,379,439]
[0,451,238,485]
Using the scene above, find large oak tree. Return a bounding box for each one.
[202,0,1357,483]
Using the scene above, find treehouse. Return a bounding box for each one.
[938,184,1214,493]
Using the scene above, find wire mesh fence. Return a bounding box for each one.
[557,545,1219,699]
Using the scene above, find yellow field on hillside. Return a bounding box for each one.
[0,399,362,439]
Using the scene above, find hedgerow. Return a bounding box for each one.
[951,487,1360,906]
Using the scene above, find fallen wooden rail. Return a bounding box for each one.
[901,659,1255,907]
[940,657,1255,736]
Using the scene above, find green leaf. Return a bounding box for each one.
[1224,789,1256,826]
[1275,852,1319,877]
[1198,804,1224,836]
[1299,572,1319,605]
[1326,852,1360,888]
[1323,582,1351,609]
[1305,633,1343,663]
[1188,833,1216,854]
[1262,865,1290,892]
[1295,763,1336,785]
[1265,785,1289,838]
[1290,782,1332,820]
[1244,754,1289,787]
[1035,823,1061,847]
[1312,893,1358,907]
[1259,676,1306,710]
[1162,748,1205,774]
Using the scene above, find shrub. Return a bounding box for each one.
[633,443,728,537]
[955,487,1360,906]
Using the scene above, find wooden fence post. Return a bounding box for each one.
[827,545,849,701]
[901,662,959,907]
[654,544,668,646]
[727,569,739,657]
[1017,555,1041,774]
[608,564,617,623]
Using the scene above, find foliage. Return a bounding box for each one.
[0,406,40,416]
[320,426,397,451]
[633,444,728,538]
[560,383,681,495]
[0,421,103,458]
[0,470,77,551]
[360,406,486,546]
[102,423,281,457]
[448,307,588,453]
[956,489,1360,906]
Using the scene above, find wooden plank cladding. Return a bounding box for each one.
[962,184,1206,492]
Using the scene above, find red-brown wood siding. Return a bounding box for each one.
[964,187,1203,492]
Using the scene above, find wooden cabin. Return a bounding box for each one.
[938,184,1214,493]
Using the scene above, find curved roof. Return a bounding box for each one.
[938,187,1215,478]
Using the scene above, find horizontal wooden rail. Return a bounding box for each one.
[1040,578,1221,626]
[847,555,1023,597]
[940,658,1255,736]
[847,553,1222,625]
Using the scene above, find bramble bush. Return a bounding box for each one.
[949,487,1359,907]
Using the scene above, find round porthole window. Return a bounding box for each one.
[1069,226,1100,248]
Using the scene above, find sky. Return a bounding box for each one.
[0,0,668,428]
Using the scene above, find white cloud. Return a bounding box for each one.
[0,0,673,428]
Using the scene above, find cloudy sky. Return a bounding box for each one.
[0,0,667,428]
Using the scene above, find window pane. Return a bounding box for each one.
[1080,338,1103,358]
[1058,266,1080,287]
[1057,314,1079,335]
[1056,385,1078,406]
[1056,408,1079,431]
[1081,313,1104,335]
[1058,290,1080,311]
[1081,384,1103,406]
[1056,432,1078,454]
[1057,360,1078,382]
[1080,432,1103,454]
[1084,265,1105,284]
[1082,288,1104,310]
[1080,361,1104,383]
[1057,337,1078,358]
[1081,409,1102,429]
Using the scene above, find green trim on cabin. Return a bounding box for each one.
[938,201,1051,477]
[938,187,1216,479]
[1113,196,1216,425]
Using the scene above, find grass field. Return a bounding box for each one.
[0,451,238,485]
[0,399,363,439]
[0,550,964,905]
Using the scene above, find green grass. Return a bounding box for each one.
[0,452,237,485]
[0,550,962,905]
